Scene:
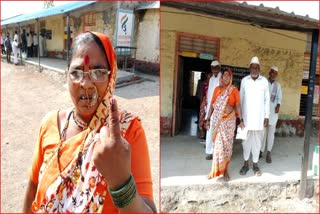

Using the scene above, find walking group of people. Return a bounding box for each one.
[198,56,282,181]
[1,29,46,65]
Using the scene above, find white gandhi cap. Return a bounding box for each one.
[211,60,220,66]
[270,66,279,72]
[250,56,260,65]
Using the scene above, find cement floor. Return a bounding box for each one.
[161,109,318,186]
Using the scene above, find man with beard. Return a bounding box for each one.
[239,56,270,176]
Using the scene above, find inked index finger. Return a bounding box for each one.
[109,97,121,143]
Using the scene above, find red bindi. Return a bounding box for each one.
[84,55,90,65]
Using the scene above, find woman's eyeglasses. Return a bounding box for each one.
[68,69,110,83]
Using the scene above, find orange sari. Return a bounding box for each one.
[29,32,153,213]
[208,71,239,178]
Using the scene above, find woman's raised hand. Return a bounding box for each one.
[93,97,131,190]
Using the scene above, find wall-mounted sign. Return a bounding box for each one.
[180,51,198,58]
[314,85,319,104]
[199,53,213,60]
[303,71,309,79]
[301,85,308,95]
[116,10,134,48]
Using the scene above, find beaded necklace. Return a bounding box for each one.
[57,110,87,182]
[72,110,88,130]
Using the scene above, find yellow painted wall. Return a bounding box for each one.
[45,15,64,51]
[161,6,307,119]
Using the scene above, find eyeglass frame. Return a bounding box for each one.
[67,68,111,83]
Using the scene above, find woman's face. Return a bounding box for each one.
[222,72,231,86]
[68,41,109,120]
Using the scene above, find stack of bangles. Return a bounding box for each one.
[108,174,137,208]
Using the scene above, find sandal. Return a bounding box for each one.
[266,152,272,163]
[239,165,249,175]
[253,166,262,176]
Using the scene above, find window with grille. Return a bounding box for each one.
[83,12,96,26]
[178,34,219,59]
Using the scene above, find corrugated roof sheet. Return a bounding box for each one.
[1,1,95,26]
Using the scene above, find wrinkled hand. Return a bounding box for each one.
[275,104,280,113]
[264,118,269,127]
[92,98,131,190]
[205,120,210,130]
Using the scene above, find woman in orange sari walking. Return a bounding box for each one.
[206,69,244,181]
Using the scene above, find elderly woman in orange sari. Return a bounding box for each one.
[205,69,244,181]
[22,32,156,213]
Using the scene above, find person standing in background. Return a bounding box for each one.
[260,66,282,163]
[204,60,221,160]
[4,33,12,63]
[21,29,27,53]
[33,33,38,57]
[27,33,32,58]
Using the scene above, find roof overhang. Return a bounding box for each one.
[161,1,319,32]
[1,1,96,26]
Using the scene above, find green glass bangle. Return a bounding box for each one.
[108,174,137,208]
[109,175,133,196]
[114,188,137,208]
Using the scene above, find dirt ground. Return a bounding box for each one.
[0,61,159,212]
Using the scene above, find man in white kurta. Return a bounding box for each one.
[261,66,282,163]
[239,56,270,176]
[12,39,20,65]
[204,60,221,160]
[14,31,19,44]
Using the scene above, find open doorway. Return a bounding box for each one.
[174,56,212,136]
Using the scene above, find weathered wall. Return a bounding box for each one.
[136,9,159,63]
[161,6,307,134]
[45,15,64,53]
[134,9,160,75]
[70,2,117,44]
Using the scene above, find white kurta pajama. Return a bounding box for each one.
[12,40,19,64]
[205,72,221,155]
[261,80,282,153]
[240,75,270,163]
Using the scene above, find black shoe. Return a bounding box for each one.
[205,154,212,160]
[239,165,249,175]
[266,151,272,163]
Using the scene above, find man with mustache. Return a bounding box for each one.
[239,56,270,176]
